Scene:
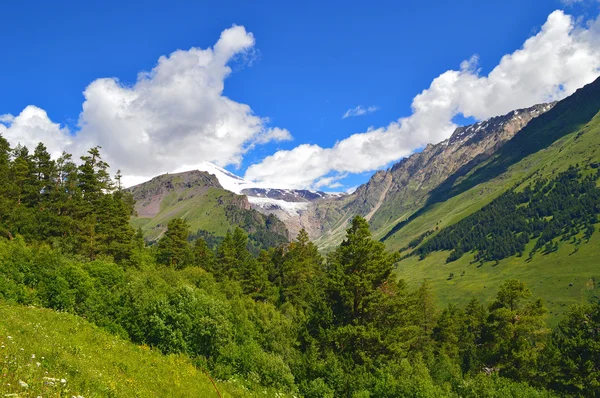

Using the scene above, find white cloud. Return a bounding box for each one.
[0,106,71,157]
[253,127,293,144]
[342,105,379,119]
[245,10,600,189]
[0,25,290,187]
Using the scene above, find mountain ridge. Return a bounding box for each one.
[310,102,555,250]
[127,170,289,250]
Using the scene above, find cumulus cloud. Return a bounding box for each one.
[342,105,379,119]
[0,25,291,187]
[245,10,600,189]
[0,106,71,157]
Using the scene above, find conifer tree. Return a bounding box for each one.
[192,236,215,271]
[281,229,324,309]
[327,216,399,325]
[485,279,549,381]
[156,218,192,268]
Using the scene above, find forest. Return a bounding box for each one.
[0,138,598,397]
[417,166,600,264]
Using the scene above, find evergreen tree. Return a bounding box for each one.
[547,302,600,396]
[281,229,324,309]
[192,237,215,270]
[485,279,549,381]
[156,218,192,268]
[327,216,399,325]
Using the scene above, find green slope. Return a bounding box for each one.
[135,187,244,240]
[388,78,600,323]
[129,171,288,249]
[0,302,254,397]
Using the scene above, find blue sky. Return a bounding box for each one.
[1,0,599,190]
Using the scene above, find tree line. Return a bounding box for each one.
[417,166,600,264]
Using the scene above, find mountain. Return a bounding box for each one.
[192,161,344,238]
[310,102,555,250]
[384,76,600,324]
[127,170,289,250]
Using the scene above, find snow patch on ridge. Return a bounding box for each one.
[247,196,310,218]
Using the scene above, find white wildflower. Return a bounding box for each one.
[18,380,28,388]
[60,378,67,384]
[6,336,11,340]
[31,354,35,359]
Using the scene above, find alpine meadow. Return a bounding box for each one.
[1,2,600,397]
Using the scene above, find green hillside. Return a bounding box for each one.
[0,302,254,397]
[387,79,600,323]
[128,171,288,250]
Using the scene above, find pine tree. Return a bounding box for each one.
[327,216,399,324]
[156,218,192,268]
[548,302,600,396]
[192,237,215,271]
[281,229,324,309]
[0,135,13,239]
[411,279,437,356]
[485,279,549,381]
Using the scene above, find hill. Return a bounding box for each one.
[386,76,600,323]
[0,301,257,397]
[127,170,289,250]
[311,102,555,251]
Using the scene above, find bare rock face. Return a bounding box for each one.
[242,188,342,239]
[310,102,555,248]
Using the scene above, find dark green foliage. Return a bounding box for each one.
[0,141,136,262]
[224,205,289,254]
[544,302,600,395]
[156,218,193,268]
[418,167,600,263]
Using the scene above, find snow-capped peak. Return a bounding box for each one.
[195,161,254,194]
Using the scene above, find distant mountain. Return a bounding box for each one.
[127,170,289,250]
[310,102,555,250]
[192,161,345,238]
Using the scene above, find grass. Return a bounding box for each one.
[395,231,600,327]
[134,187,236,242]
[0,302,283,397]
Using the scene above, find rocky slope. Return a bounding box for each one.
[310,102,555,250]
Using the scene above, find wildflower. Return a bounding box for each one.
[18,380,28,388]
[31,354,35,359]
[60,378,67,384]
[36,362,41,367]
[6,336,11,340]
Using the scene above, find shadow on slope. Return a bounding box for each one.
[382,76,600,243]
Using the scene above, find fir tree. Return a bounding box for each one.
[156,218,192,268]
